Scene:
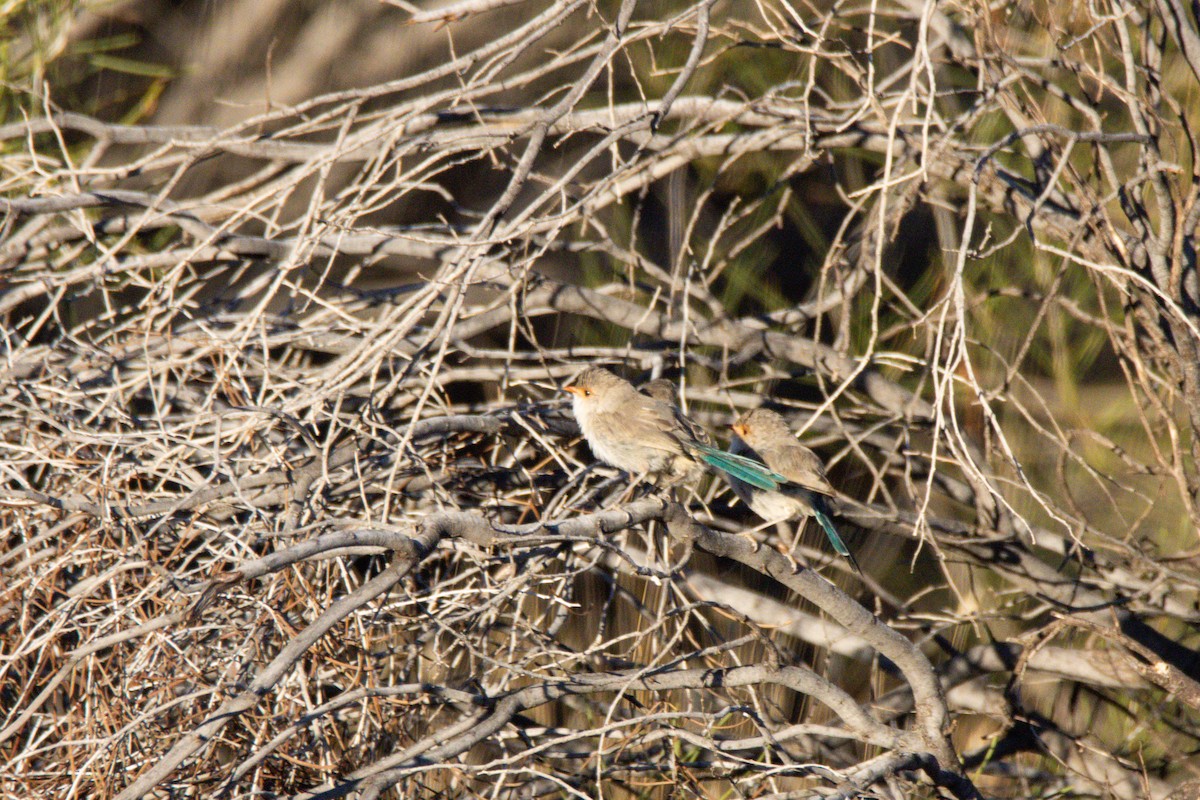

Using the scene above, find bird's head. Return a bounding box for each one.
[563,366,629,412]
[639,378,677,404]
[731,407,792,448]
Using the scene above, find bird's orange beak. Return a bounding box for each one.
[731,422,747,437]
[563,385,582,396]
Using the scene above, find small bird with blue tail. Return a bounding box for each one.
[727,407,860,572]
[563,367,784,494]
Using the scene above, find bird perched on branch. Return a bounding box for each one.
[639,378,712,447]
[563,367,782,493]
[638,378,680,406]
[727,407,859,571]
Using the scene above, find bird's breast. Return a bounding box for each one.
[747,489,806,523]
[577,406,656,473]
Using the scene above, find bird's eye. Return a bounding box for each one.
[583,389,592,397]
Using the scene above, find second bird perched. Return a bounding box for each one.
[638,378,712,447]
[727,407,859,571]
[563,367,782,492]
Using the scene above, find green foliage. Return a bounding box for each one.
[1,0,172,124]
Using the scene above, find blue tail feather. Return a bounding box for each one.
[812,501,860,572]
[813,508,850,557]
[691,443,783,491]
[690,440,861,572]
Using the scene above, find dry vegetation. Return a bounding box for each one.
[3,0,1200,798]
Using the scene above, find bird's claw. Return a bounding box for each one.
[777,543,802,574]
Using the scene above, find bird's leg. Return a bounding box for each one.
[779,521,808,574]
[639,472,665,500]
[778,544,801,574]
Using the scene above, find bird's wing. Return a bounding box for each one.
[767,443,836,497]
[611,392,692,453]
[670,404,711,445]
[637,393,695,442]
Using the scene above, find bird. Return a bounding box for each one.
[563,367,783,494]
[638,378,680,405]
[727,407,859,571]
[639,378,712,447]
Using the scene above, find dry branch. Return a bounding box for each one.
[3,0,1200,798]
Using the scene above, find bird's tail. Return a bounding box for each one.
[812,496,860,573]
[688,442,784,491]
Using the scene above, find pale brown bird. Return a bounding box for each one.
[728,407,858,569]
[638,378,678,405]
[639,378,711,447]
[563,367,781,491]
